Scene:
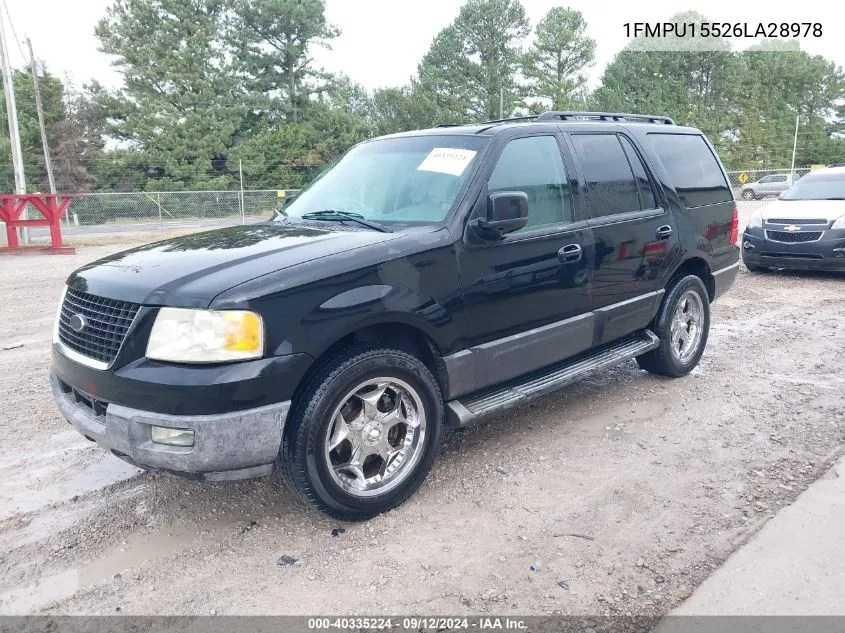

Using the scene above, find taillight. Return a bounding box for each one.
[729,207,739,244]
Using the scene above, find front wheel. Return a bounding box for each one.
[279,345,443,520]
[637,275,710,377]
[741,189,757,200]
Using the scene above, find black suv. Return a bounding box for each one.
[51,112,739,520]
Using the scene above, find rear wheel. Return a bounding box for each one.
[279,345,443,520]
[741,189,757,200]
[637,275,710,377]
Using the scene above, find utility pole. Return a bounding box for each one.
[0,9,27,216]
[499,87,504,119]
[27,38,55,195]
[789,114,800,182]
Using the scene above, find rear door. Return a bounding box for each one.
[566,131,679,345]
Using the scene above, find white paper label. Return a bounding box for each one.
[417,148,477,177]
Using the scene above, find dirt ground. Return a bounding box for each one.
[1,217,844,617]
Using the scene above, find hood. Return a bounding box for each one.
[759,199,845,223]
[68,222,402,307]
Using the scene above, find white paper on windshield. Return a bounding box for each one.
[417,148,477,176]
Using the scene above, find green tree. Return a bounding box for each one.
[418,0,530,122]
[732,42,845,168]
[370,84,443,135]
[95,0,242,189]
[594,12,743,154]
[522,7,595,111]
[228,0,339,123]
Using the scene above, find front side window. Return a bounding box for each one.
[571,133,642,218]
[487,135,572,231]
[284,135,488,225]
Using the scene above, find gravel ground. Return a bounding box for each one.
[1,214,844,617]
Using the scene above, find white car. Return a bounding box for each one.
[741,166,845,272]
[739,173,795,200]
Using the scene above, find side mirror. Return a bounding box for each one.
[472,191,528,239]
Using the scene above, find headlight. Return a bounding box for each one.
[746,210,763,229]
[146,308,264,363]
[832,214,845,230]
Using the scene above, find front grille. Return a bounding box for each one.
[766,230,823,243]
[58,287,140,365]
[767,218,828,225]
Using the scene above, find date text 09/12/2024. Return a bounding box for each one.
[624,22,823,38]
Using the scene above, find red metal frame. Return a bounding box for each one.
[0,194,75,254]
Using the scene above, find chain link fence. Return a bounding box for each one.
[726,168,812,200]
[22,166,825,233]
[62,189,301,226]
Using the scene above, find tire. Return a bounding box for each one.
[279,345,443,520]
[636,275,710,377]
[744,261,767,273]
[741,189,757,200]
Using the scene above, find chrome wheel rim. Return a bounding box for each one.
[670,290,704,364]
[324,377,426,497]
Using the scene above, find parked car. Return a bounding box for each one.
[739,173,795,200]
[742,165,845,272]
[51,111,739,520]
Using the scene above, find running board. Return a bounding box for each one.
[445,330,659,426]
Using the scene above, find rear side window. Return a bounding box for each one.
[570,133,643,218]
[648,134,731,208]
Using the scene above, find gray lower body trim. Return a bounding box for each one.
[51,374,289,480]
[711,261,740,300]
[593,290,663,344]
[443,291,666,399]
[443,313,595,399]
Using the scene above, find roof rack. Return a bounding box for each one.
[536,111,675,125]
[434,111,675,130]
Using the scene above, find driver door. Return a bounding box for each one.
[456,132,594,389]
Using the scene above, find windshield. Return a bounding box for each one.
[283,135,488,225]
[781,174,845,200]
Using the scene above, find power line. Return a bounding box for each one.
[0,0,26,64]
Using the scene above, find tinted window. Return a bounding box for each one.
[571,134,641,217]
[758,176,773,183]
[773,175,786,182]
[619,135,657,209]
[488,135,572,230]
[648,134,731,207]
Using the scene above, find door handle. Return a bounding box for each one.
[558,243,582,263]
[655,225,673,240]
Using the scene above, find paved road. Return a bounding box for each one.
[666,456,845,617]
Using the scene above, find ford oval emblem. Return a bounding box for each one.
[69,314,87,333]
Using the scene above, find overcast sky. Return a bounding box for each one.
[2,0,842,94]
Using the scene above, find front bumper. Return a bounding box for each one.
[51,373,290,480]
[742,229,845,271]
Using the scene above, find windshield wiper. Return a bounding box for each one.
[301,210,393,233]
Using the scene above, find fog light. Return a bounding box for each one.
[151,426,194,446]
[743,240,755,250]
